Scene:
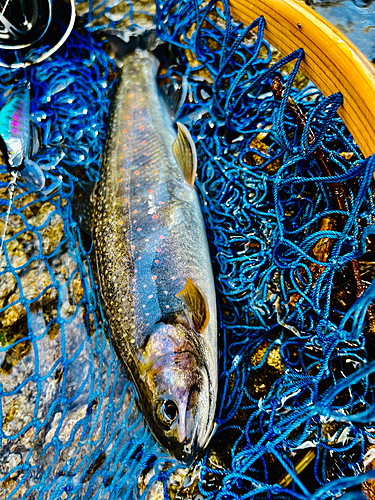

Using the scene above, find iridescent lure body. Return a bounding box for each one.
[94,50,217,463]
[0,84,45,190]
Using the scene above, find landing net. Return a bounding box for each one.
[0,1,375,499]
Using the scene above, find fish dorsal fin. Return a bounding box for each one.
[0,84,31,168]
[176,278,209,333]
[172,122,197,186]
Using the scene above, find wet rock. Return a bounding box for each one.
[310,0,375,61]
[0,302,26,328]
[0,273,17,309]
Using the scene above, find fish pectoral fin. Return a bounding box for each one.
[175,278,209,333]
[172,123,197,186]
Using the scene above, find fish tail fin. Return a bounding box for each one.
[106,28,186,120]
[105,27,161,64]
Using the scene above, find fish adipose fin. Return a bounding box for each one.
[172,122,197,186]
[0,84,31,170]
[176,278,209,333]
[159,75,188,121]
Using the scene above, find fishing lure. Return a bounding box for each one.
[0,83,45,190]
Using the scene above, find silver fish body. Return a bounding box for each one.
[94,50,217,463]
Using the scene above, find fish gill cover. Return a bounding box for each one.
[0,0,375,498]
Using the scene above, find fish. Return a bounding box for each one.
[93,49,218,464]
[0,83,45,190]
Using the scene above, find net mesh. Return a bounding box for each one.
[0,0,375,499]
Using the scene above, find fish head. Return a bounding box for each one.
[139,321,214,464]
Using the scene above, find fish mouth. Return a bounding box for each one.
[169,436,199,465]
[170,390,202,464]
[174,422,217,464]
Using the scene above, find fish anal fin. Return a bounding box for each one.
[172,122,197,186]
[176,278,209,333]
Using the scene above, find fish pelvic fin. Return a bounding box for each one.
[176,278,209,334]
[172,123,197,187]
[0,83,31,170]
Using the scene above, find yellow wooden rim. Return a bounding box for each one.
[229,0,375,158]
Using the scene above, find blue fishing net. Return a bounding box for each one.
[1,0,375,498]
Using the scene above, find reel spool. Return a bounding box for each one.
[0,0,75,67]
[0,0,52,49]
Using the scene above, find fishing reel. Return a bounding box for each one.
[0,0,75,67]
[0,0,52,49]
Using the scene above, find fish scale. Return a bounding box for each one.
[94,49,218,463]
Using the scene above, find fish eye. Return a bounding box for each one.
[155,399,178,429]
